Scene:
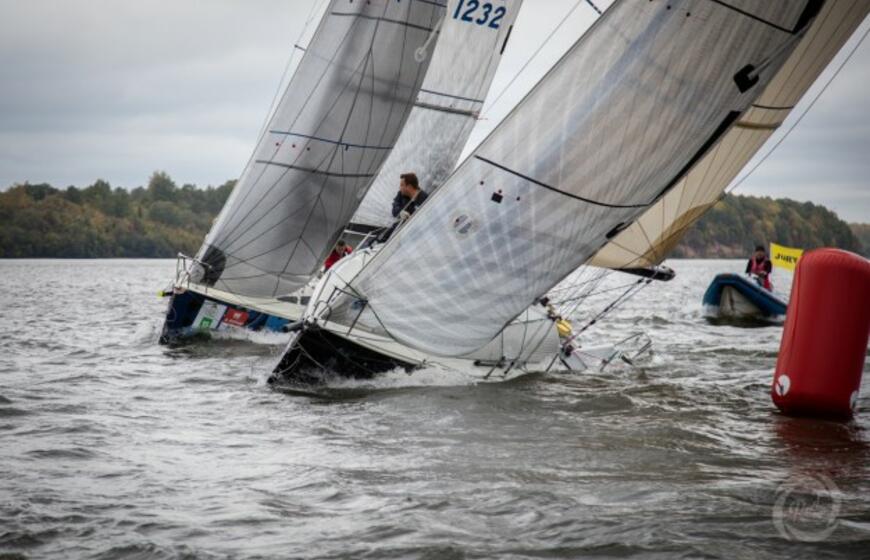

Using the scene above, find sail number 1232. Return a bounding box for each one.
[453,0,507,29]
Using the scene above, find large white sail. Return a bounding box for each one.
[589,0,870,271]
[326,0,826,356]
[193,0,446,298]
[350,0,523,228]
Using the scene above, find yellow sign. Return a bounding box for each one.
[770,242,803,271]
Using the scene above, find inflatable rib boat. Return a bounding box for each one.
[702,273,788,324]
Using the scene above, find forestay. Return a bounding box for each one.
[192,0,446,298]
[589,0,870,271]
[351,0,523,228]
[327,0,824,356]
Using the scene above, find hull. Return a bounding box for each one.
[702,273,788,324]
[270,326,417,384]
[159,283,307,345]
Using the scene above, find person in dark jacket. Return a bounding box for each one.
[746,244,773,290]
[396,172,428,220]
[378,173,428,243]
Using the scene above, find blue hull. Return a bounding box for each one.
[702,273,788,322]
[159,289,292,345]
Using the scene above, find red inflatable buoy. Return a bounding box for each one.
[772,249,870,419]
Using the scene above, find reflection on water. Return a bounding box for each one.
[0,259,867,559]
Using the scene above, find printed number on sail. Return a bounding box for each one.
[453,0,506,29]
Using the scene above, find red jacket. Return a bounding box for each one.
[324,246,352,270]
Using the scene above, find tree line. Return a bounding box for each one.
[671,194,865,258]
[0,173,233,258]
[0,173,866,258]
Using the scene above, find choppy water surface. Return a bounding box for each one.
[1,259,868,559]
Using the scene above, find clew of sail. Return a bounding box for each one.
[192,0,446,298]
[322,0,828,357]
[350,0,524,228]
[588,0,870,271]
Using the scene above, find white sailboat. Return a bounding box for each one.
[160,0,522,343]
[270,0,869,383]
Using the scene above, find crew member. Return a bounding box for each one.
[396,172,428,220]
[378,173,428,243]
[746,244,773,290]
[324,239,352,271]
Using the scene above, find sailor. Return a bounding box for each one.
[746,244,773,291]
[377,173,429,243]
[396,172,428,221]
[324,239,352,271]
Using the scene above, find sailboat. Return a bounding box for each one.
[270,0,870,383]
[160,0,522,343]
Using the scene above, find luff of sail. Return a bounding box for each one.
[193,0,446,298]
[350,0,523,228]
[588,0,870,271]
[325,0,824,357]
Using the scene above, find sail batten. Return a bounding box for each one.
[324,0,831,357]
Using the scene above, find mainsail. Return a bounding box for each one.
[589,0,870,271]
[326,0,827,356]
[192,0,446,298]
[350,0,523,228]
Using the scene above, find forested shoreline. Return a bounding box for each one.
[0,173,866,258]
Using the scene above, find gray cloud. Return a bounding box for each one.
[0,0,867,222]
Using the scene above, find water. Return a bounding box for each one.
[1,259,868,559]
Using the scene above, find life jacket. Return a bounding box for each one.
[750,257,772,290]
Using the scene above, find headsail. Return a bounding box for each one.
[588,0,870,271]
[326,0,825,356]
[193,0,446,298]
[350,0,523,228]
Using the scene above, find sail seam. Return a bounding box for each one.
[706,0,794,34]
[330,11,436,33]
[255,160,375,178]
[473,156,649,209]
[268,130,393,150]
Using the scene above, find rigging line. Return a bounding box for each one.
[559,271,611,318]
[552,279,649,306]
[573,279,647,337]
[478,0,586,121]
[727,24,869,195]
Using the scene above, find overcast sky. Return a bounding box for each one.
[0,1,867,221]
